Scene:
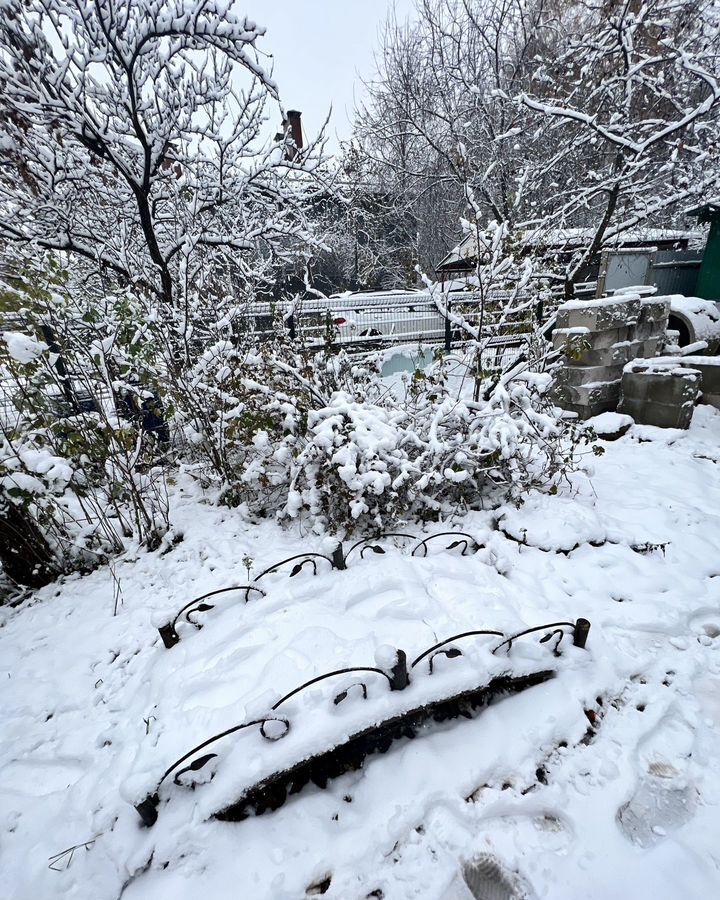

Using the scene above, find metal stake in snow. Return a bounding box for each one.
[389,649,409,691]
[331,543,346,570]
[375,644,410,691]
[573,618,591,649]
[134,618,591,826]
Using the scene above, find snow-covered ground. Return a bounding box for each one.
[3,407,720,900]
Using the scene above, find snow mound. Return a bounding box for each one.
[499,495,605,551]
[4,409,720,900]
[2,331,48,363]
[586,412,633,440]
[669,296,720,343]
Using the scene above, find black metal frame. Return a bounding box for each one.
[158,585,266,649]
[136,617,590,826]
[159,532,485,648]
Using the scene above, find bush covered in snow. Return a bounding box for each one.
[167,322,588,532]
[1,269,588,579]
[0,267,171,581]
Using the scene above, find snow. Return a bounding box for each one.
[613,285,658,297]
[560,293,640,310]
[438,228,701,270]
[665,355,720,367]
[554,325,591,335]
[587,412,634,436]
[3,409,720,899]
[669,296,720,343]
[2,331,48,364]
[624,358,701,377]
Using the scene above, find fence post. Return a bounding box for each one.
[389,649,410,691]
[444,300,452,352]
[288,313,296,341]
[573,618,591,649]
[331,543,346,571]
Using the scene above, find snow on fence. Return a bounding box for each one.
[0,289,556,430]
[236,289,549,364]
[158,531,481,648]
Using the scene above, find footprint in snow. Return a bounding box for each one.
[442,854,537,900]
[617,710,697,847]
[687,608,720,641]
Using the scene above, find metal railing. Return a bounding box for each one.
[0,287,565,430]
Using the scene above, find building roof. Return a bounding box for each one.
[686,202,720,223]
[436,226,702,272]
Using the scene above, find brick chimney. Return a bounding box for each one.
[282,110,303,161]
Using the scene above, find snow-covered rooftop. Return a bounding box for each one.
[437,227,703,270]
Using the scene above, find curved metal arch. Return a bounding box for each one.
[411,629,505,670]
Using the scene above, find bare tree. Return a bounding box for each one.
[0,0,329,308]
[517,0,720,296]
[0,0,332,588]
[354,0,720,298]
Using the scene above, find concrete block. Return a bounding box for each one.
[618,360,701,428]
[618,396,695,429]
[654,356,720,395]
[557,400,617,420]
[621,362,701,406]
[635,336,660,358]
[553,326,632,354]
[558,364,625,387]
[633,320,665,341]
[556,296,641,332]
[639,297,671,325]
[564,339,642,368]
[570,380,621,406]
[701,392,720,410]
[695,362,720,395]
[633,299,669,341]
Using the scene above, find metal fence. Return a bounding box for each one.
[234,290,549,363]
[651,249,702,296]
[0,290,557,429]
[596,248,703,298]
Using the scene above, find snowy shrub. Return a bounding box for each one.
[0,243,590,588]
[0,266,171,581]
[170,323,587,532]
[274,365,584,532]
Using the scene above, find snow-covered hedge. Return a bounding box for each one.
[174,337,586,532]
[0,265,588,584]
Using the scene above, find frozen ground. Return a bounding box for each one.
[2,407,720,900]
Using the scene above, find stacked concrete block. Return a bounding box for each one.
[634,297,671,358]
[618,359,701,429]
[551,294,670,420]
[643,355,720,411]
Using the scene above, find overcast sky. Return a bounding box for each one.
[246,0,413,150]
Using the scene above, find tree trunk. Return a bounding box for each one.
[0,503,61,589]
